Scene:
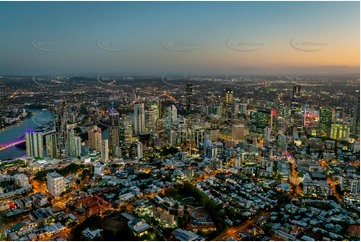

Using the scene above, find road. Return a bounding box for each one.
[213,212,270,241]
[327,177,343,203]
[289,158,302,196]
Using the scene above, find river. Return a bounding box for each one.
[0,109,111,160]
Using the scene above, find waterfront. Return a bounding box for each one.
[0,109,111,160]
[0,109,53,160]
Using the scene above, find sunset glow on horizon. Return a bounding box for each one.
[0,1,359,75]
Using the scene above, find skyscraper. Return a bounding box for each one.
[145,109,156,133]
[330,123,350,140]
[168,105,178,125]
[134,103,145,135]
[186,83,193,114]
[101,139,109,162]
[351,90,360,137]
[319,107,334,136]
[45,134,58,158]
[67,128,81,157]
[292,84,301,97]
[87,125,102,152]
[291,84,302,115]
[25,130,43,158]
[54,100,67,156]
[109,108,120,156]
[225,88,234,105]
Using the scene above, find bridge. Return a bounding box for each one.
[0,130,55,152]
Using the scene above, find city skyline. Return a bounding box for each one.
[0,1,360,241]
[0,1,359,75]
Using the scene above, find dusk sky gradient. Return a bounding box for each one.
[0,1,359,75]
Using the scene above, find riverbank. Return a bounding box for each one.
[0,112,33,133]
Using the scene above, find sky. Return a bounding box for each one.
[0,1,359,76]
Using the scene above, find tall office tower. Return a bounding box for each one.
[319,107,334,136]
[334,107,345,122]
[109,107,120,127]
[224,88,234,120]
[145,109,156,133]
[158,98,166,119]
[330,122,350,140]
[169,105,178,124]
[291,84,302,115]
[232,124,245,142]
[101,139,109,162]
[74,136,81,157]
[134,103,145,135]
[151,103,160,120]
[45,134,58,158]
[195,129,205,149]
[87,125,102,152]
[47,171,64,197]
[351,90,360,137]
[186,83,193,114]
[120,115,133,144]
[67,129,81,157]
[293,84,301,97]
[54,100,67,155]
[119,119,126,147]
[252,108,273,133]
[109,108,120,156]
[25,130,43,158]
[225,88,234,105]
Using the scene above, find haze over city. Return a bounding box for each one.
[0,1,360,242]
[0,1,359,75]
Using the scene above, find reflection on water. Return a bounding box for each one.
[0,109,53,160]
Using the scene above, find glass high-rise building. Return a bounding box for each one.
[186,83,193,114]
[67,128,81,157]
[351,90,360,137]
[25,130,43,158]
[134,103,145,135]
[319,107,334,136]
[45,134,58,158]
[54,100,67,156]
[109,108,120,156]
[87,125,102,152]
[101,139,109,162]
